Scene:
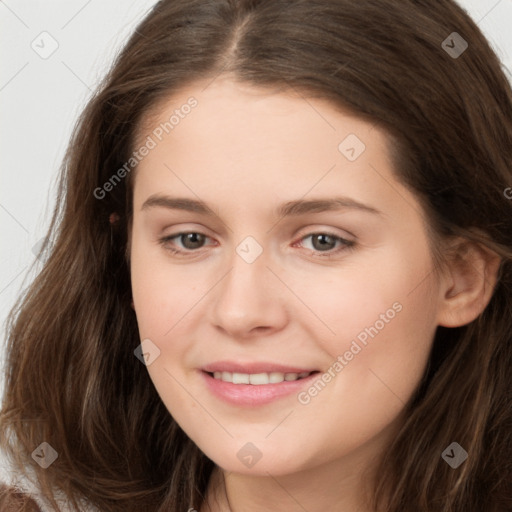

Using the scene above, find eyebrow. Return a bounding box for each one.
[141,195,382,217]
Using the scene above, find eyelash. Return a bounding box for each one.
[158,231,355,259]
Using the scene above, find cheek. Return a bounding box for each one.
[298,239,438,392]
[292,278,437,452]
[130,228,200,336]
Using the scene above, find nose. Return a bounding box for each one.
[208,246,289,339]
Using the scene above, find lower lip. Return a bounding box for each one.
[200,370,320,406]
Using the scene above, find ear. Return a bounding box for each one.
[436,239,502,328]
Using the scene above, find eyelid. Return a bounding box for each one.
[159,231,217,251]
[293,225,355,242]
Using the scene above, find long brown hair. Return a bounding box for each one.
[1,0,511,510]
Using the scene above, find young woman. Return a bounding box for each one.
[1,0,511,511]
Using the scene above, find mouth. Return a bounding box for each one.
[200,367,322,406]
[204,370,320,385]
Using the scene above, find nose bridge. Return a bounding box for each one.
[220,239,271,310]
[209,236,287,335]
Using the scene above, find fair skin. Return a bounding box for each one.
[129,76,500,511]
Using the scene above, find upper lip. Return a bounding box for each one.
[201,361,318,374]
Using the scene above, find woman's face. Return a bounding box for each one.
[130,76,443,478]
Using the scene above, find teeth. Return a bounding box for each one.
[232,372,249,384]
[269,372,285,383]
[212,371,312,385]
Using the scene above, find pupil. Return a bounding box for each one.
[313,234,335,251]
[183,233,205,249]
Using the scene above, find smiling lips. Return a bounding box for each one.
[200,361,321,406]
[202,361,319,384]
[211,370,314,384]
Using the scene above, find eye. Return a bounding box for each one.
[296,232,355,257]
[158,231,355,258]
[158,232,215,254]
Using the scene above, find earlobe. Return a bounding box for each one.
[436,240,502,328]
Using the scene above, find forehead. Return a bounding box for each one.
[131,77,421,225]
[134,76,391,160]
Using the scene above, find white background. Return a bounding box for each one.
[1,0,512,398]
